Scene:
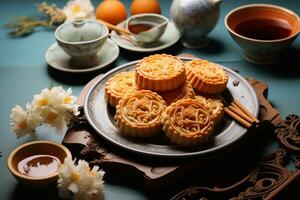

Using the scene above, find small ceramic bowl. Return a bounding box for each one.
[225,4,300,64]
[7,140,71,188]
[55,19,109,67]
[126,13,169,44]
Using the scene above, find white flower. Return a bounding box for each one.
[32,86,78,115]
[10,86,79,137]
[58,157,105,200]
[10,105,41,137]
[31,86,79,131]
[63,0,95,21]
[57,156,79,198]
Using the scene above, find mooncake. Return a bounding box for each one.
[161,98,214,147]
[105,71,137,107]
[185,59,228,94]
[135,54,186,91]
[115,90,166,138]
[195,94,224,124]
[158,80,195,105]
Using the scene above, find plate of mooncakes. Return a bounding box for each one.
[84,54,259,158]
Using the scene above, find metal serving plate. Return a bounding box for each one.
[84,58,259,158]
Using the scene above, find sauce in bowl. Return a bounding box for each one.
[18,155,60,177]
[128,22,157,34]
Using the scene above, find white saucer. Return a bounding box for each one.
[110,21,180,52]
[45,38,119,73]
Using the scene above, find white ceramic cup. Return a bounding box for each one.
[55,19,109,67]
[126,13,169,44]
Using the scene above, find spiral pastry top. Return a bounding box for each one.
[158,80,195,106]
[115,90,166,138]
[161,99,214,147]
[185,59,228,94]
[135,54,186,91]
[195,94,224,124]
[105,71,137,107]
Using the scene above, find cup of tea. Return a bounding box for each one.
[55,19,109,67]
[225,4,300,64]
[126,13,169,44]
[7,141,71,188]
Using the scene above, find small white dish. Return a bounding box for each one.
[45,38,119,73]
[126,13,169,43]
[110,21,180,52]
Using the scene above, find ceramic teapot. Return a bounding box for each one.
[170,0,222,48]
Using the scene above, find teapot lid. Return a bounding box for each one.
[55,19,108,43]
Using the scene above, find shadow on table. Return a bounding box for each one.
[46,61,118,85]
[193,37,225,55]
[249,47,300,78]
[118,37,225,61]
[10,184,58,200]
[119,40,184,61]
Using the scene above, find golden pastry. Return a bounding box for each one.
[195,94,224,124]
[105,71,137,107]
[135,54,186,91]
[115,90,166,138]
[158,80,195,105]
[161,99,214,147]
[185,59,228,94]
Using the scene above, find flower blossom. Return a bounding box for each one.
[10,105,41,137]
[10,86,79,137]
[31,86,79,131]
[63,0,95,21]
[58,157,105,200]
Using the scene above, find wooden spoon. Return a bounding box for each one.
[97,19,131,35]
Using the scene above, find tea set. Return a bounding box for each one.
[114,13,181,51]
[46,19,119,72]
[45,1,300,72]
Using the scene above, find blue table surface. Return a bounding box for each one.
[1,0,300,199]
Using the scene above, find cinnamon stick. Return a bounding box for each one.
[233,100,259,123]
[228,105,254,124]
[224,107,252,128]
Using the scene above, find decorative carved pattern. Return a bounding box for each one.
[171,149,292,200]
[275,115,300,154]
[233,149,291,200]
[294,156,300,169]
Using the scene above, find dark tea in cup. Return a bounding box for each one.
[234,18,292,40]
[128,22,157,34]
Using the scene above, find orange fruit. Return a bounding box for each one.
[131,0,161,15]
[96,0,127,25]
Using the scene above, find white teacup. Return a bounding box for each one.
[126,13,169,44]
[55,19,109,67]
